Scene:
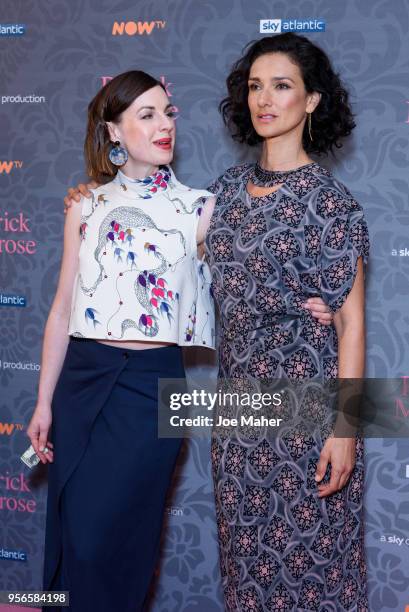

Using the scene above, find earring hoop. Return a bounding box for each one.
[308,113,313,142]
[109,141,128,166]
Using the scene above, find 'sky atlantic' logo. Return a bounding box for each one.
[0,24,25,36]
[260,19,325,33]
[0,161,23,175]
[0,294,26,306]
[0,547,27,562]
[112,21,166,36]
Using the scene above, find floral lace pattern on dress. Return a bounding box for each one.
[206,162,369,611]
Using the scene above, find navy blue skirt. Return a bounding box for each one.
[43,338,184,612]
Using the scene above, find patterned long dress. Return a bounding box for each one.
[205,162,370,611]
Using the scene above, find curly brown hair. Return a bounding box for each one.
[220,33,356,156]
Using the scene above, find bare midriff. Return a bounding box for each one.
[96,339,177,350]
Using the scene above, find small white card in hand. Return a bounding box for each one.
[20,445,41,469]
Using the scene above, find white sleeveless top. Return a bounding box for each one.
[68,166,215,348]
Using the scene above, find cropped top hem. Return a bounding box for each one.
[68,331,215,349]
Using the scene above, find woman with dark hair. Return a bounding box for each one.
[207,33,369,610]
[27,70,216,612]
[61,37,342,610]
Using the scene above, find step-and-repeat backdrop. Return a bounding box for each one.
[1,0,409,609]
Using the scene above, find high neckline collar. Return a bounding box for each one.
[252,161,317,187]
[114,165,172,199]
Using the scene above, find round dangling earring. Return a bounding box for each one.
[308,113,313,142]
[109,141,128,166]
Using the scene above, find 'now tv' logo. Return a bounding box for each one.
[0,422,24,435]
[0,161,23,175]
[112,21,166,36]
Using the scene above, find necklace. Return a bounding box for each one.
[116,165,172,199]
[251,161,316,187]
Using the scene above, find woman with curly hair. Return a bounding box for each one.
[207,33,369,610]
[63,32,367,610]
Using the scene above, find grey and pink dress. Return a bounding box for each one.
[206,161,370,611]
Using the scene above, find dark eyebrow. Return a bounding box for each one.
[248,76,295,83]
[137,103,174,112]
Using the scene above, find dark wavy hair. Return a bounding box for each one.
[220,33,355,155]
[84,70,165,182]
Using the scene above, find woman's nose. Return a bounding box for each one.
[160,114,174,131]
[257,90,273,107]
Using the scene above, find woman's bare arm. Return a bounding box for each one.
[315,258,365,497]
[27,202,82,462]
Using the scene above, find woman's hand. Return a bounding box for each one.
[63,181,99,212]
[315,436,356,498]
[26,405,54,464]
[303,297,333,326]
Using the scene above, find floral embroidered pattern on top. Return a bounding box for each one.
[68,166,215,347]
[117,165,171,198]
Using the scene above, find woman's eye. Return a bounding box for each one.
[141,114,153,119]
[277,83,290,89]
[249,83,260,91]
[166,111,177,118]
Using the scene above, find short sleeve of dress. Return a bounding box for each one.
[318,188,370,313]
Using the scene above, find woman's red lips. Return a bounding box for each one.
[153,138,172,150]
